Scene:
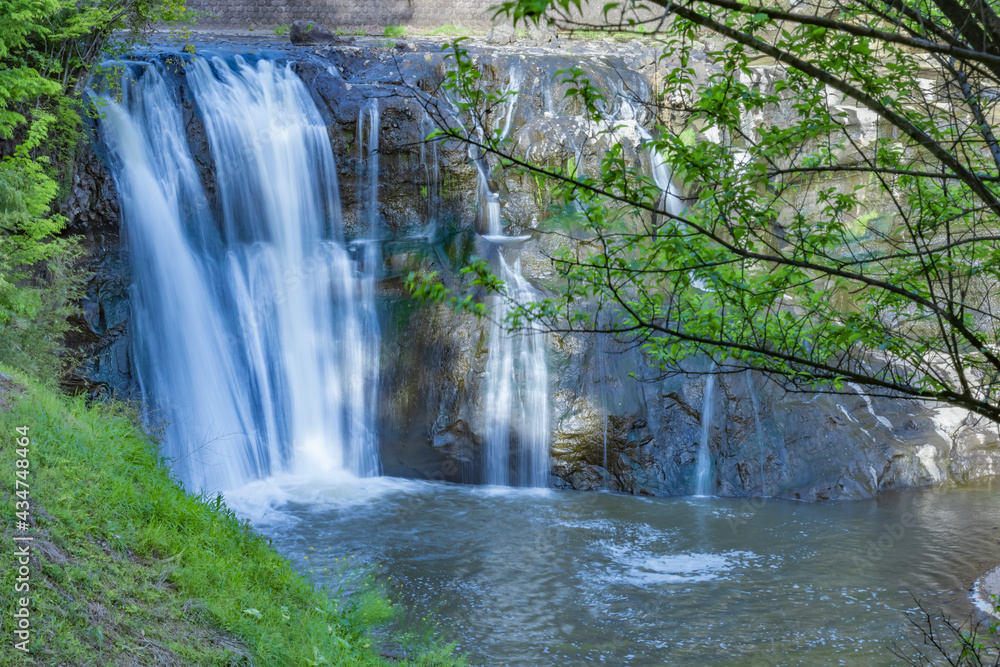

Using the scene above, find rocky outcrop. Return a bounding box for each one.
[60,136,135,398]
[487,24,516,45]
[289,20,340,46]
[67,35,1000,499]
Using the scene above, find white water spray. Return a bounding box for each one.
[483,252,550,487]
[99,56,382,490]
[477,68,550,486]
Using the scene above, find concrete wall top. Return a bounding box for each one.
[186,0,506,29]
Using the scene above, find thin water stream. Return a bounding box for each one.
[228,476,1000,666]
[695,365,718,496]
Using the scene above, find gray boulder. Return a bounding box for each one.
[290,20,338,45]
[526,23,556,46]
[487,24,516,45]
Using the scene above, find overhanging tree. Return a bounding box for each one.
[415,0,1000,423]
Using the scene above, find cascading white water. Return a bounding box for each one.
[482,252,550,487]
[98,55,382,491]
[608,93,685,216]
[497,66,524,144]
[480,207,551,487]
[354,98,384,478]
[626,100,719,494]
[694,364,718,496]
[358,99,380,234]
[478,67,550,487]
[635,125,686,219]
[617,99,715,494]
[476,159,504,238]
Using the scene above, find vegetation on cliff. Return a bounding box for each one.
[0,0,190,381]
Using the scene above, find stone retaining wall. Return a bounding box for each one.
[187,0,502,29]
[185,0,612,30]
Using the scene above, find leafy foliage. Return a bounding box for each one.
[423,0,1000,422]
[0,0,191,382]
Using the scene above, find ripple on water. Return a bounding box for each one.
[601,545,762,585]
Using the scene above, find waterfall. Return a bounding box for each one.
[482,252,550,487]
[480,215,551,486]
[97,55,382,491]
[694,364,718,496]
[746,370,767,496]
[476,159,504,238]
[476,71,550,485]
[497,67,524,144]
[629,111,716,495]
[634,111,721,496]
[358,99,380,235]
[354,98,384,478]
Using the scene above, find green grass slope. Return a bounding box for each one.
[0,368,460,666]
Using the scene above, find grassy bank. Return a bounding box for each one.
[0,367,460,666]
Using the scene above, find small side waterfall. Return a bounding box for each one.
[476,159,504,238]
[478,67,550,487]
[631,110,720,496]
[482,252,550,487]
[354,99,384,478]
[98,56,382,490]
[636,126,686,219]
[694,364,718,496]
[497,67,524,144]
[358,99,380,234]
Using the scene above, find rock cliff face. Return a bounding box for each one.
[61,131,134,398]
[69,34,1000,499]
